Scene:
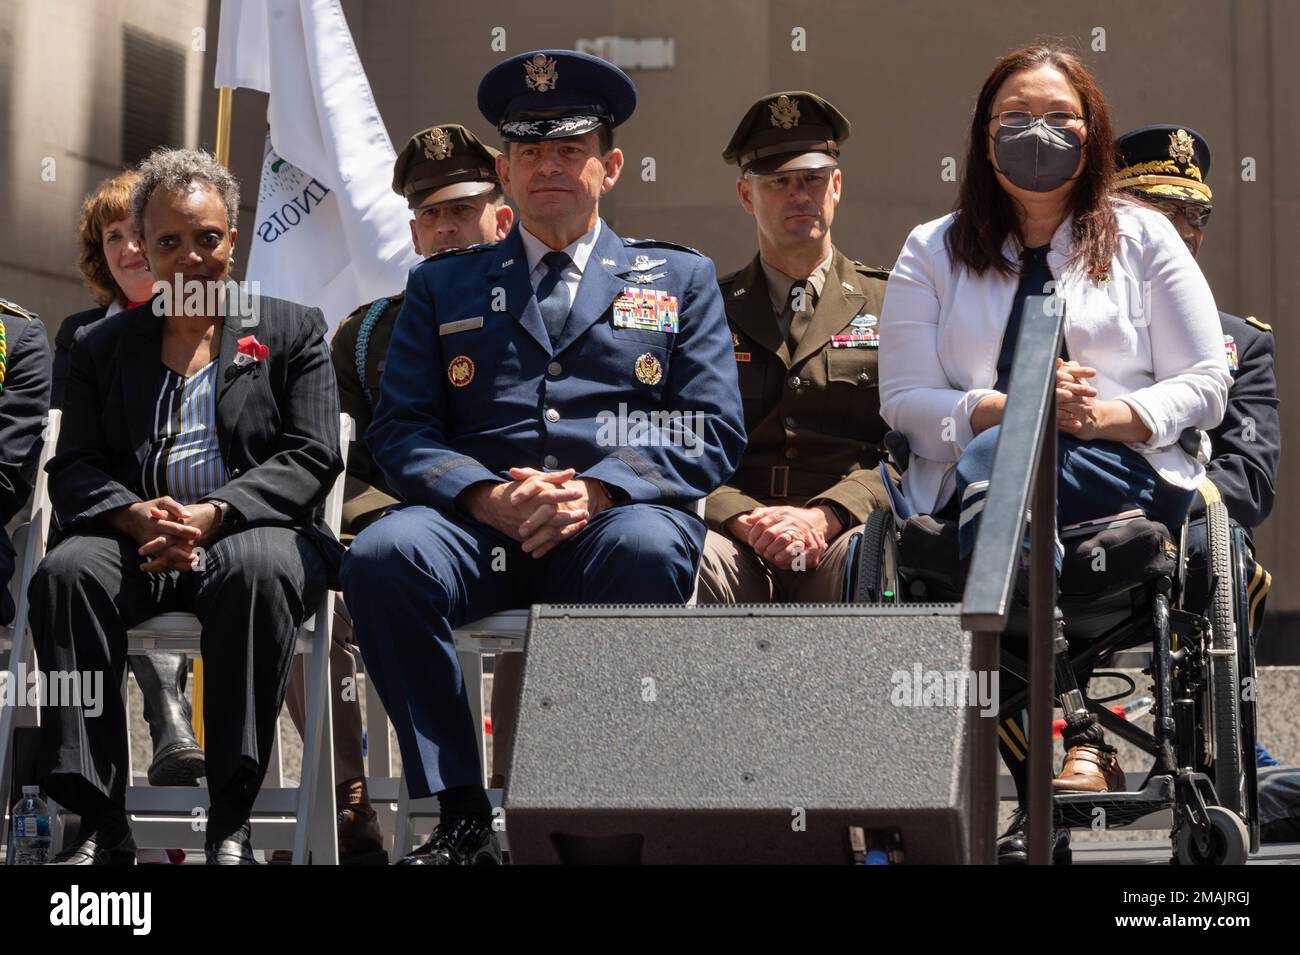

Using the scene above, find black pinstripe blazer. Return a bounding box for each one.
[48,294,345,581]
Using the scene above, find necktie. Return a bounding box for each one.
[787,278,815,349]
[536,250,573,346]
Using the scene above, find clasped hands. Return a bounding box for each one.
[462,467,613,559]
[109,496,222,573]
[725,504,842,571]
[1056,358,1103,438]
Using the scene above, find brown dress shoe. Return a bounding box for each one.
[338,803,387,865]
[1053,745,1125,793]
[337,777,387,865]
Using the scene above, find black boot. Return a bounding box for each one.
[997,807,1072,865]
[131,652,205,786]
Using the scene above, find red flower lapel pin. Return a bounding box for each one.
[234,334,269,367]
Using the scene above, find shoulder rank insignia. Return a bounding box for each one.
[0,298,36,321]
[1245,315,1272,333]
[427,243,496,263]
[853,262,892,281]
[624,238,703,256]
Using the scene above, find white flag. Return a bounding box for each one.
[214,0,419,332]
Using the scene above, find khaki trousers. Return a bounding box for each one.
[696,525,864,604]
[285,595,366,786]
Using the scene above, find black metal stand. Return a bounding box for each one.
[961,294,1064,865]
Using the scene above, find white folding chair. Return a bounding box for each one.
[121,413,353,865]
[0,410,61,837]
[387,498,707,860]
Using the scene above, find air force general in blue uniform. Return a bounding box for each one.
[341,50,745,863]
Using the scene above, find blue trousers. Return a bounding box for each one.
[341,502,705,798]
[954,427,1196,561]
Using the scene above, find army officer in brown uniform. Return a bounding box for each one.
[283,124,513,859]
[699,92,892,603]
[333,124,514,534]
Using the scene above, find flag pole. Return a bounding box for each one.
[214,87,234,165]
[192,86,235,748]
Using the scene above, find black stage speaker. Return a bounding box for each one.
[505,604,983,864]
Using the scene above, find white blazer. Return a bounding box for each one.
[879,200,1231,518]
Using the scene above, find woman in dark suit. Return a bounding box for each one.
[55,170,209,790]
[33,147,343,865]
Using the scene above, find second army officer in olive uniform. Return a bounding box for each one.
[699,92,892,603]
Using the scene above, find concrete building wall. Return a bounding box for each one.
[2,0,1296,647]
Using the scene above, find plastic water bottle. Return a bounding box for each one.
[10,785,51,865]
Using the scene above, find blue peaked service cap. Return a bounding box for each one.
[478,49,637,143]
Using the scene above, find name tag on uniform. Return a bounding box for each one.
[439,316,484,335]
[612,287,679,334]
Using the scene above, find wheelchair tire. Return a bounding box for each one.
[852,507,899,604]
[1231,525,1261,852]
[1204,499,1245,817]
[1175,806,1248,866]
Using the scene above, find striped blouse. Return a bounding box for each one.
[140,361,227,505]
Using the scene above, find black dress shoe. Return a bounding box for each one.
[48,827,137,865]
[997,807,1072,865]
[398,816,502,866]
[205,822,259,865]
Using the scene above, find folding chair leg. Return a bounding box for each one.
[293,600,337,865]
[393,775,414,862]
[0,624,33,806]
[457,649,486,787]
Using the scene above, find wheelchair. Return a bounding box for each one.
[843,434,1259,865]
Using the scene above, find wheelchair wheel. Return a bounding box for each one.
[1231,524,1261,852]
[852,507,899,603]
[1204,499,1245,817]
[1175,806,1248,866]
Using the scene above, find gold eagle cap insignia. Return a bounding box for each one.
[423,127,452,161]
[525,54,559,92]
[769,95,800,129]
[1169,128,1195,166]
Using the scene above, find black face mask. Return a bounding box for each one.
[991,122,1083,193]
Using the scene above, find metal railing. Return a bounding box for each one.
[961,294,1064,865]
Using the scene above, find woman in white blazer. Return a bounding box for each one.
[878,44,1230,860]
